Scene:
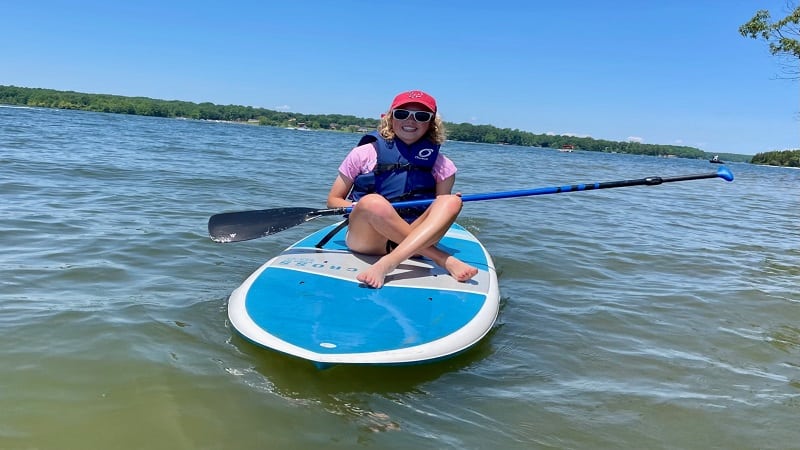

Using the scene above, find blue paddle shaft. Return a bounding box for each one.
[365,166,734,211]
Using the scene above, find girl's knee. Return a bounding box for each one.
[354,194,396,217]
[438,194,463,215]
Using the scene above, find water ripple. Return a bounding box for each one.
[3,107,800,449]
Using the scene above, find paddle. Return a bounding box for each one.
[208,166,734,243]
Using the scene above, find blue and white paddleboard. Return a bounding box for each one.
[227,222,499,367]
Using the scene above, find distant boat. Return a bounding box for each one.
[710,155,724,164]
[559,144,574,152]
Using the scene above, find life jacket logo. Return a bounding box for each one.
[416,148,434,160]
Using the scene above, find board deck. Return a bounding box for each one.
[227,222,499,367]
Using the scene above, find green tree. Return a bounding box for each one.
[750,149,800,167]
[739,3,800,78]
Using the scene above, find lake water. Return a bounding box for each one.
[1,106,798,449]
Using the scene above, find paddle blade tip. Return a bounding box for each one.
[716,166,734,182]
[209,233,237,243]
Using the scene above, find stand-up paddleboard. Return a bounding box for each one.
[227,221,499,368]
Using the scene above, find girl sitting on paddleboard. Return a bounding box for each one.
[326,90,478,288]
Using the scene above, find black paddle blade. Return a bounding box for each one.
[208,207,319,243]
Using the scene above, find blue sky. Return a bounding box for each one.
[2,0,797,155]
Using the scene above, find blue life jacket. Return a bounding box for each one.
[349,132,440,220]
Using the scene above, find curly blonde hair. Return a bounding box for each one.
[377,110,446,145]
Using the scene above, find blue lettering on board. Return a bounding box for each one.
[277,257,359,273]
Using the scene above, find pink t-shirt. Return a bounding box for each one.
[338,143,457,183]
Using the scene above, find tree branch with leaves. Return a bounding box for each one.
[739,3,800,79]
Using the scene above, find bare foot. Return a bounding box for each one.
[444,256,479,282]
[356,260,395,289]
[357,256,478,289]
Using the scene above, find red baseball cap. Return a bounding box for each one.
[390,90,437,113]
